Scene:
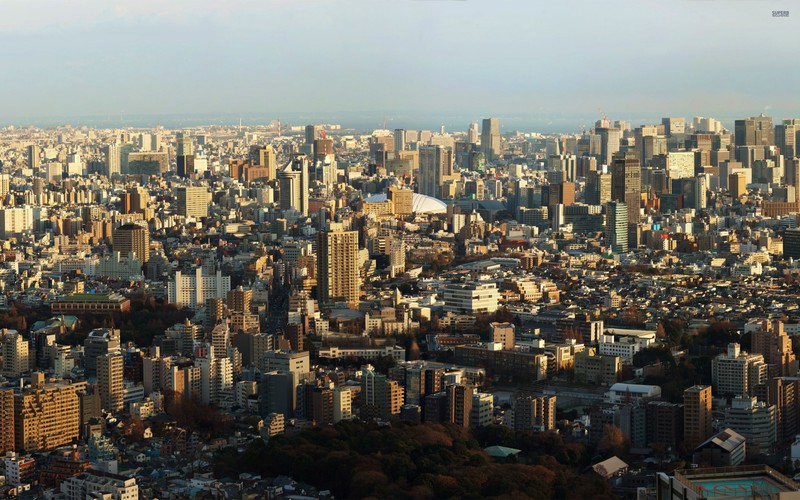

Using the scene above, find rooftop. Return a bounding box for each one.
[58,293,127,303]
[673,465,800,498]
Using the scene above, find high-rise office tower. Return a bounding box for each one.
[735,115,774,147]
[176,186,208,218]
[661,117,686,136]
[597,126,622,166]
[278,155,309,215]
[418,145,452,198]
[305,125,319,145]
[729,173,747,200]
[130,187,150,213]
[788,159,800,199]
[611,151,641,224]
[684,385,712,451]
[776,123,796,158]
[785,228,800,259]
[102,145,120,178]
[112,223,150,263]
[313,138,334,158]
[387,186,413,216]
[394,129,406,152]
[258,146,277,181]
[605,201,628,253]
[480,118,501,161]
[545,138,561,157]
[97,353,124,414]
[586,170,612,205]
[468,122,479,144]
[27,145,41,170]
[317,229,360,308]
[641,135,667,166]
[176,134,194,178]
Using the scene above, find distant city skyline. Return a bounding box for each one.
[0,0,796,128]
[0,111,790,135]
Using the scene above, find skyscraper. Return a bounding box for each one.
[684,385,712,451]
[102,145,120,178]
[317,229,360,309]
[258,146,277,181]
[27,145,40,170]
[611,151,641,224]
[418,145,452,198]
[176,186,209,218]
[661,117,686,136]
[97,353,124,414]
[597,126,621,166]
[394,129,406,152]
[112,223,150,263]
[176,134,194,178]
[468,122,479,144]
[305,125,319,145]
[278,155,310,215]
[776,122,796,158]
[734,115,774,147]
[586,170,612,205]
[784,228,800,259]
[480,118,501,161]
[605,201,628,253]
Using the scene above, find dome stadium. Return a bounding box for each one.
[365,192,447,214]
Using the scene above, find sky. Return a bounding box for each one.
[0,0,797,132]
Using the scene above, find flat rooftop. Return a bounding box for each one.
[675,465,800,498]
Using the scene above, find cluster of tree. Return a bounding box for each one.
[213,421,612,499]
[633,345,703,403]
[0,302,50,332]
[162,390,232,437]
[317,354,397,375]
[633,318,745,403]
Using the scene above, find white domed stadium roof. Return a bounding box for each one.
[365,192,447,214]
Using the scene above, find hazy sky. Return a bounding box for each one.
[0,0,797,129]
